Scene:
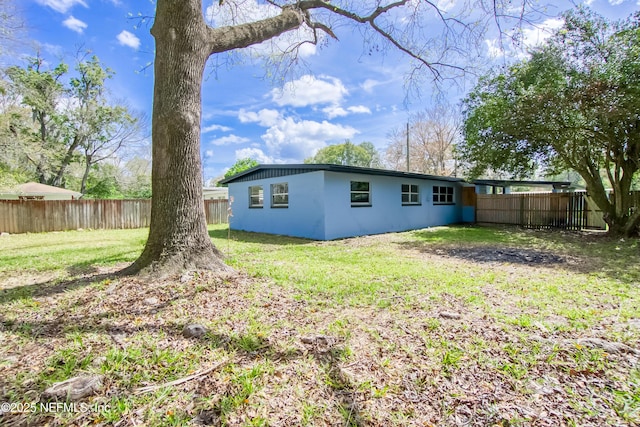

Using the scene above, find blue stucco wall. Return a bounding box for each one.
[228,170,464,240]
[228,171,325,239]
[323,171,462,240]
[462,206,475,223]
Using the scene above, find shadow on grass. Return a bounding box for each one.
[0,257,131,305]
[0,272,117,306]
[403,225,640,283]
[3,296,364,427]
[209,228,313,246]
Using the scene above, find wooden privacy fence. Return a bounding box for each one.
[475,191,629,231]
[0,199,229,234]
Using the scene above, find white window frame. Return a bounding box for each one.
[271,182,289,208]
[350,181,371,207]
[433,185,454,205]
[249,185,263,208]
[402,184,420,205]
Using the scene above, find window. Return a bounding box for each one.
[271,183,288,208]
[249,185,263,208]
[433,185,454,204]
[350,181,371,206]
[402,184,420,205]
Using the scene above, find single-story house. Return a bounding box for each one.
[202,186,229,200]
[220,164,476,240]
[0,182,83,200]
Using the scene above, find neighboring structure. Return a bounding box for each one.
[0,182,83,201]
[220,164,474,240]
[473,179,572,194]
[203,187,229,200]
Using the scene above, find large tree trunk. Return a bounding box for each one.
[124,0,232,276]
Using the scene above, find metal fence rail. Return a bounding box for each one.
[0,199,228,234]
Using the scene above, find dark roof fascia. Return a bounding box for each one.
[472,179,572,189]
[219,164,464,184]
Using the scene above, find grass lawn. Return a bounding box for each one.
[0,224,639,426]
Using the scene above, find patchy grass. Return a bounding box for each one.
[0,224,639,426]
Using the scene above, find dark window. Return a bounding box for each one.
[249,185,263,208]
[433,185,454,204]
[351,181,371,206]
[402,184,420,205]
[271,183,288,208]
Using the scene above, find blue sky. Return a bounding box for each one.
[15,0,640,182]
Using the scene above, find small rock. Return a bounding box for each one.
[180,272,194,283]
[0,232,9,237]
[41,375,103,401]
[627,319,640,330]
[439,311,461,320]
[92,356,107,368]
[183,324,207,338]
[4,355,19,365]
[105,284,117,295]
[144,297,159,305]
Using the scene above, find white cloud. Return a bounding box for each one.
[485,17,564,59]
[203,124,232,133]
[204,150,215,159]
[239,108,358,161]
[210,134,250,146]
[520,17,564,49]
[323,106,348,119]
[348,105,372,114]
[62,15,87,33]
[362,79,382,93]
[235,147,275,164]
[485,38,504,58]
[436,0,457,12]
[117,30,140,50]
[36,0,87,13]
[238,108,280,127]
[609,0,624,4]
[322,104,372,119]
[270,75,347,107]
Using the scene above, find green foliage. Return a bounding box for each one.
[1,54,144,193]
[459,7,640,235]
[220,158,259,186]
[304,140,381,167]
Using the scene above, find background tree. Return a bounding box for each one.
[4,57,68,184]
[385,104,460,175]
[1,54,145,191]
[305,140,381,167]
[218,157,259,187]
[458,8,640,236]
[127,0,547,276]
[121,156,152,198]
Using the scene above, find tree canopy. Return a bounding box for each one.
[458,7,640,236]
[220,157,259,186]
[1,55,145,193]
[304,140,381,168]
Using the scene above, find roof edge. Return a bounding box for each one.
[220,164,464,184]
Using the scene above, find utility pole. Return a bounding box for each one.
[406,121,410,172]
